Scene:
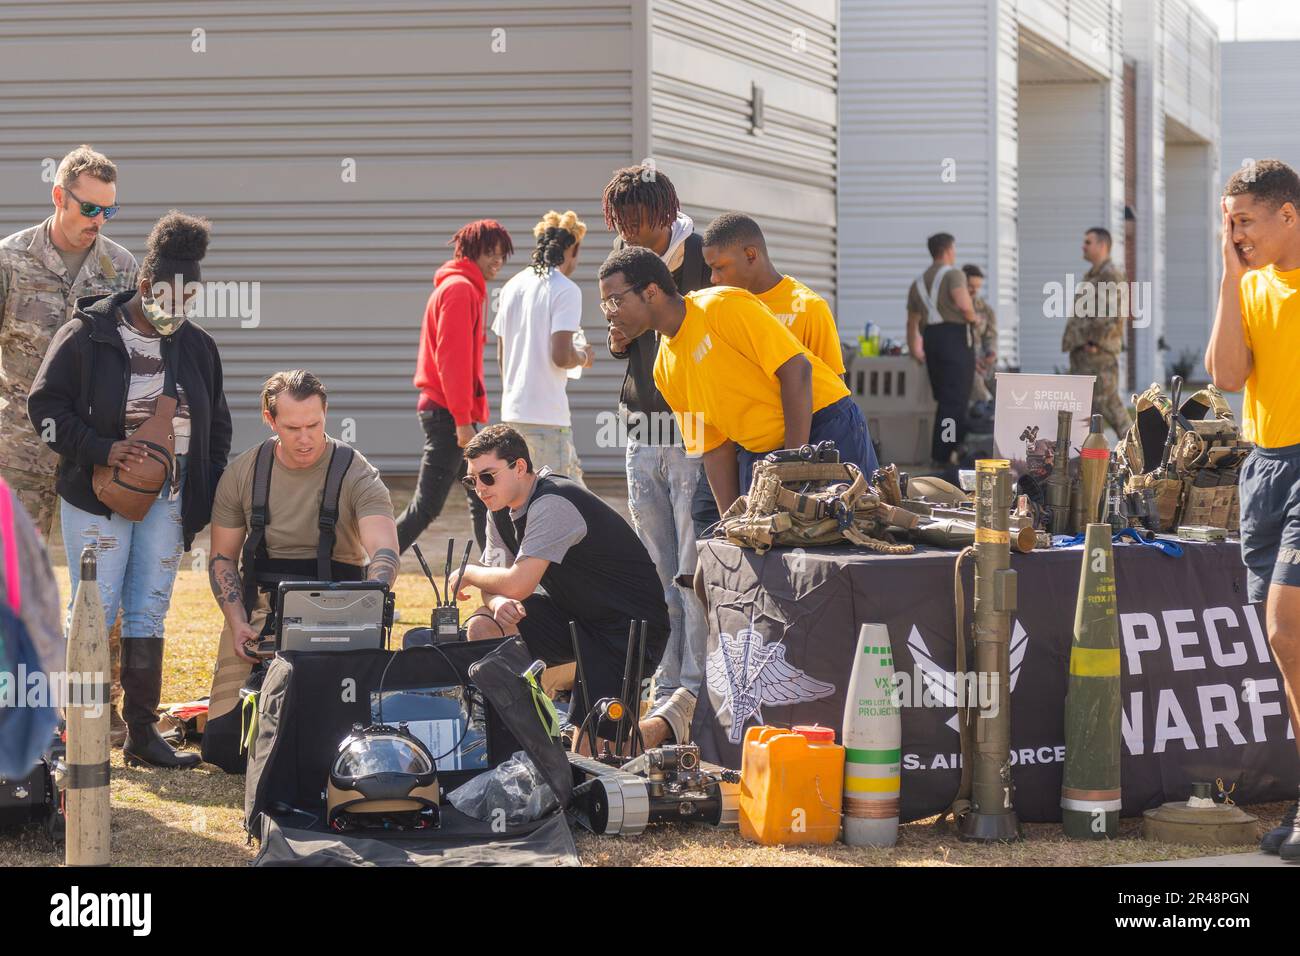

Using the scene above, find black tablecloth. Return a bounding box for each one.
[693,538,1299,822]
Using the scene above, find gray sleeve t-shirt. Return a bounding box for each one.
[482,494,588,572]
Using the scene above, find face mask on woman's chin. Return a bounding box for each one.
[140,293,188,336]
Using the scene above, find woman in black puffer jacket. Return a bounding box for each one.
[29,210,231,770]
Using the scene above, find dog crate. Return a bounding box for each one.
[846,355,934,465]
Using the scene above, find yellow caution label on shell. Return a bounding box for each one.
[1069,646,1121,677]
[975,527,1009,544]
[844,776,902,794]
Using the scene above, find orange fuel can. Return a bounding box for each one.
[739,725,844,846]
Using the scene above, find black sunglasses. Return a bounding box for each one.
[461,458,520,492]
[63,185,119,221]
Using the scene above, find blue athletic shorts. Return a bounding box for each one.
[1239,442,1300,603]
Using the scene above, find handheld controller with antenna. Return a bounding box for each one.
[430,537,468,642]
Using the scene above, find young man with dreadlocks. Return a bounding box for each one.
[601,164,713,749]
[491,211,592,483]
[397,219,513,554]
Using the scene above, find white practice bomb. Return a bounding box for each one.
[66,546,111,866]
[841,622,901,847]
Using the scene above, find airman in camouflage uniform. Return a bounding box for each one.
[971,293,998,402]
[1062,228,1131,434]
[961,264,997,403]
[0,173,138,537]
[0,147,137,746]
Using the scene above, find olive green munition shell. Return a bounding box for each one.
[1061,523,1122,839]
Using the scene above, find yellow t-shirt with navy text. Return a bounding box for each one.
[755,275,846,375]
[652,286,850,456]
[1241,265,1300,448]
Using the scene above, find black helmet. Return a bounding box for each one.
[326,723,440,831]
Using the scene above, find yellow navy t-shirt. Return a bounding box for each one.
[755,275,845,375]
[1240,264,1300,448]
[653,286,850,456]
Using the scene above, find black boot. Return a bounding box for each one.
[1261,796,1298,854]
[109,706,128,749]
[121,639,201,770]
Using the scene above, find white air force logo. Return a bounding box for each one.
[906,621,1029,731]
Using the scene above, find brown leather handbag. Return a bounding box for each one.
[92,354,178,522]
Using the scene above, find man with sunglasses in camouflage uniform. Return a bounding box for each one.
[1,145,137,745]
[1,144,138,535]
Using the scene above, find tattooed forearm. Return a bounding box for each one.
[208,553,243,608]
[367,547,399,586]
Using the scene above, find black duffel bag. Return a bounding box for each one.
[245,636,572,833]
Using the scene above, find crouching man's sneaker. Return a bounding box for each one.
[638,687,697,750]
[1262,800,1297,854]
[1280,828,1300,862]
[1270,790,1300,860]
[1279,821,1300,862]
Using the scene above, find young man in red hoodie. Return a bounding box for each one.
[398,219,513,553]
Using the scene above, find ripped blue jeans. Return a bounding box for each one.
[61,456,186,641]
[625,440,707,702]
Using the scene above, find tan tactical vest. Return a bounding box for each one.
[717,460,916,554]
[1119,382,1252,531]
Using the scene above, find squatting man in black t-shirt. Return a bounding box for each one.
[449,424,682,751]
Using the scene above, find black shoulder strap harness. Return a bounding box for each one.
[239,439,359,616]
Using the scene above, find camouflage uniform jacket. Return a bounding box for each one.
[973,296,997,356]
[1062,257,1127,356]
[0,217,138,478]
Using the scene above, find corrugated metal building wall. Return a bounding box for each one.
[1220,39,1300,365]
[1125,0,1218,388]
[839,0,996,351]
[1222,41,1300,173]
[652,0,838,309]
[0,0,639,475]
[839,0,1125,375]
[1016,79,1109,374]
[0,0,838,477]
[1125,0,1167,390]
[1164,139,1217,374]
[1004,0,1127,376]
[1018,2,1127,375]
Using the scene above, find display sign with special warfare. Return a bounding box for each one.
[694,539,1299,823]
[993,373,1095,485]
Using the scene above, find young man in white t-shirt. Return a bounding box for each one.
[492,210,593,482]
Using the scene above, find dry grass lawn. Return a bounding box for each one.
[0,480,1288,866]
